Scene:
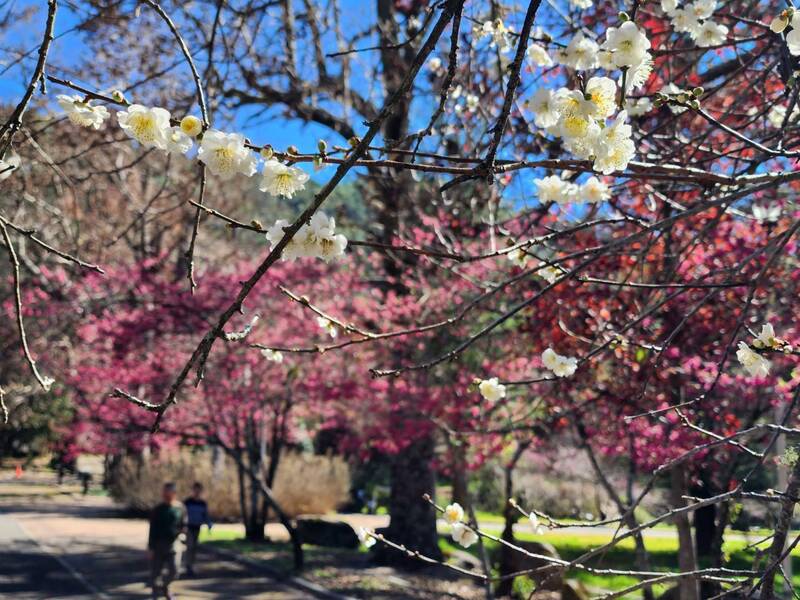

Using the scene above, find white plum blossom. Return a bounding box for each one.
[180,115,203,137]
[569,0,592,9]
[450,523,479,548]
[0,153,21,181]
[691,0,717,20]
[357,527,376,548]
[316,316,339,338]
[527,43,553,67]
[562,123,600,160]
[508,246,529,268]
[786,13,800,55]
[555,90,596,141]
[56,95,109,129]
[304,212,348,262]
[602,21,651,68]
[428,56,442,71]
[528,88,561,129]
[625,55,654,92]
[535,175,573,204]
[580,176,611,203]
[478,377,506,402]
[529,512,545,535]
[266,212,347,262]
[165,127,193,155]
[661,0,678,16]
[625,97,653,116]
[117,104,171,149]
[561,32,600,70]
[198,129,257,179]
[767,104,800,128]
[443,503,464,524]
[754,323,781,349]
[538,264,563,285]
[542,348,578,378]
[584,77,618,119]
[752,203,781,223]
[693,20,728,47]
[474,19,514,53]
[593,111,636,175]
[261,348,284,363]
[672,8,701,36]
[260,159,310,198]
[736,342,771,377]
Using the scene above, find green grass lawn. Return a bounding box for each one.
[199,525,797,598]
[441,529,800,598]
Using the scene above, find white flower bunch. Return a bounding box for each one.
[528,76,637,174]
[450,523,479,548]
[357,527,376,548]
[266,212,347,262]
[529,512,546,535]
[734,322,796,377]
[542,348,578,378]
[478,377,506,402]
[57,95,109,129]
[508,246,529,268]
[261,348,284,363]
[534,174,576,204]
[117,104,172,149]
[602,21,651,68]
[527,43,553,67]
[559,32,600,70]
[736,342,771,378]
[198,129,257,179]
[443,503,464,524]
[663,0,727,47]
[316,316,339,339]
[538,264,563,285]
[473,19,514,53]
[260,159,309,199]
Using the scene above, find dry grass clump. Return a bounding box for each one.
[110,449,350,519]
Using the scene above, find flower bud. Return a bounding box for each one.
[618,11,630,21]
[317,139,327,153]
[180,115,203,137]
[692,87,704,97]
[111,90,126,103]
[260,145,274,160]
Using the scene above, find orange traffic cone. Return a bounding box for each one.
[15,464,23,479]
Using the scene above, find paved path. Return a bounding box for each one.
[0,500,307,599]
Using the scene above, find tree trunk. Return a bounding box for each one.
[375,436,442,567]
[450,441,469,509]
[496,442,528,597]
[671,468,700,600]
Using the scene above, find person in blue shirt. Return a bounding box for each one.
[182,482,212,576]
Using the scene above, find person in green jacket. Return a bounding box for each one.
[148,482,186,600]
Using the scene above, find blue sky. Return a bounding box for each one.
[0,1,381,151]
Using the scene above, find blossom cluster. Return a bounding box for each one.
[525,21,651,177]
[53,94,347,262]
[771,8,800,55]
[736,323,792,378]
[442,502,478,548]
[662,0,728,47]
[266,212,348,262]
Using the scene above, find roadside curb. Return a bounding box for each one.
[201,544,356,600]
